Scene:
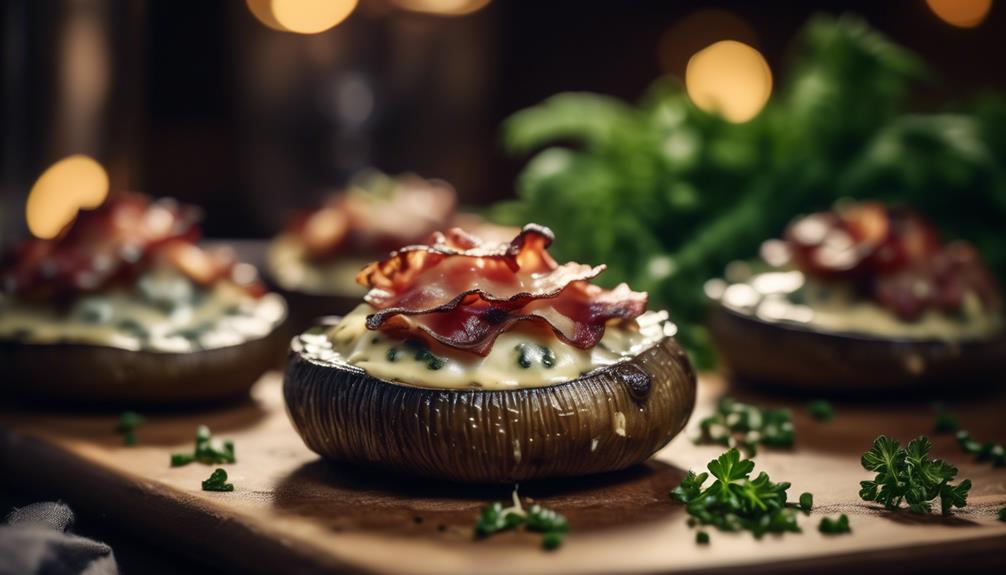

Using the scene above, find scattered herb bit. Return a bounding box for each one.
[405,340,447,370]
[695,397,795,455]
[818,514,851,535]
[998,507,1006,522]
[170,425,236,467]
[386,347,399,362]
[371,336,381,344]
[671,448,800,539]
[799,492,813,513]
[859,435,971,515]
[540,346,556,369]
[514,343,557,369]
[116,411,145,446]
[201,468,234,492]
[954,430,1005,467]
[807,400,833,422]
[696,530,710,544]
[933,410,960,434]
[474,488,568,551]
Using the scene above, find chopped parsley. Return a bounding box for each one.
[859,435,971,515]
[954,430,1005,467]
[695,530,710,544]
[201,468,234,492]
[695,397,795,455]
[671,448,803,539]
[933,409,960,434]
[818,514,851,535]
[998,507,1006,522]
[386,347,399,362]
[116,411,145,446]
[474,488,568,550]
[170,425,236,467]
[404,340,447,370]
[799,492,813,513]
[514,343,557,369]
[806,400,833,422]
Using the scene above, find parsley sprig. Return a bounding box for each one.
[170,425,235,467]
[201,468,234,492]
[116,411,145,446]
[671,448,804,540]
[859,435,971,515]
[474,488,568,550]
[695,397,795,455]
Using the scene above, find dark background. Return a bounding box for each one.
[3,0,1005,240]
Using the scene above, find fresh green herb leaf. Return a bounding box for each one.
[695,397,794,454]
[799,492,813,512]
[405,340,447,370]
[474,488,567,550]
[998,507,1006,522]
[696,530,710,544]
[807,400,833,422]
[671,448,800,540]
[386,347,398,362]
[859,435,971,515]
[116,411,145,446]
[201,468,234,492]
[170,425,236,467]
[818,514,851,535]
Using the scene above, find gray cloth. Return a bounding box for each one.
[0,502,118,575]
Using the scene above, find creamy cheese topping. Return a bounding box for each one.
[0,270,286,352]
[266,235,368,296]
[709,269,1002,340]
[298,304,674,389]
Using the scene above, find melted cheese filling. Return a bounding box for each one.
[299,304,674,389]
[0,271,286,352]
[266,235,367,296]
[713,270,1001,340]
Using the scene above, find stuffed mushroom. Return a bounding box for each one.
[1,193,288,404]
[708,201,1005,391]
[284,224,696,482]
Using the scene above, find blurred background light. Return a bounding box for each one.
[246,0,358,34]
[658,9,758,77]
[392,0,492,16]
[26,155,109,239]
[685,40,772,123]
[926,0,993,28]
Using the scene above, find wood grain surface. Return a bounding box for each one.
[1,373,1005,574]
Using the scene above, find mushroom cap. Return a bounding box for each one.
[709,303,1006,393]
[283,319,697,483]
[1,316,290,406]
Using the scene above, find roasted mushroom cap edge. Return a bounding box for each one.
[284,317,697,483]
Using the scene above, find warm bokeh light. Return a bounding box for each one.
[926,0,992,28]
[246,0,358,34]
[26,155,109,239]
[685,40,772,123]
[393,0,491,16]
[658,9,758,76]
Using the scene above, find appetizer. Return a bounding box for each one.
[1,193,288,404]
[707,201,1004,390]
[266,171,457,328]
[284,224,696,482]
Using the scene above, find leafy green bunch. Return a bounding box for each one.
[695,396,794,455]
[671,449,804,539]
[493,14,1006,365]
[859,436,971,515]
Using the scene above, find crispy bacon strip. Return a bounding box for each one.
[3,193,261,298]
[357,224,648,355]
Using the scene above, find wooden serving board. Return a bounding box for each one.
[1,373,1005,574]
